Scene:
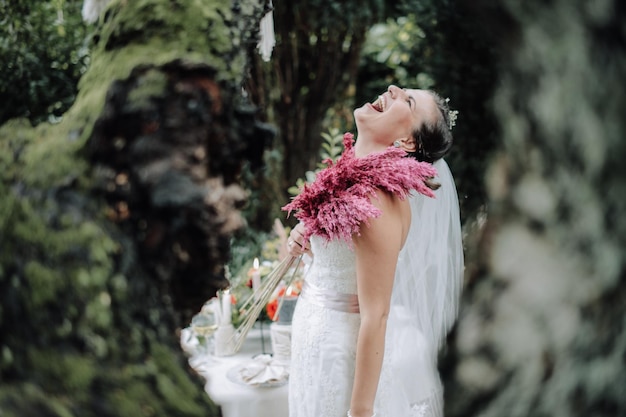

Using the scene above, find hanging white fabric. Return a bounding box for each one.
[257,0,276,62]
[392,158,465,351]
[82,0,112,23]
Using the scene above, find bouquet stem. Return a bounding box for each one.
[231,254,303,353]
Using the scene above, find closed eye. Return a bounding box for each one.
[403,89,416,108]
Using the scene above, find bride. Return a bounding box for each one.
[283,85,463,417]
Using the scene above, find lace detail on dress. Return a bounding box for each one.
[289,237,359,417]
[410,401,430,417]
[289,295,360,417]
[306,236,357,294]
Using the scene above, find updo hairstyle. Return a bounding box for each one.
[407,91,454,164]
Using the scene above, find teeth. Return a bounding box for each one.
[372,97,380,111]
[372,95,386,112]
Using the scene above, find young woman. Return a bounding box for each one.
[284,85,463,417]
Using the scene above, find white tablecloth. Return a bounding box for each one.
[183,326,289,417]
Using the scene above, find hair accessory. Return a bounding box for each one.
[444,98,459,131]
[393,140,401,148]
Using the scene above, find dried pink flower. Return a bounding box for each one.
[282,133,437,244]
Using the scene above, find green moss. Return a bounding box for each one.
[57,0,250,148]
[0,120,35,236]
[28,350,97,395]
[126,69,168,111]
[84,289,113,330]
[11,198,118,271]
[151,342,215,416]
[98,343,218,417]
[151,343,202,402]
[19,123,89,188]
[0,1,263,415]
[107,382,160,416]
[23,261,62,308]
[0,383,74,417]
[6,0,257,191]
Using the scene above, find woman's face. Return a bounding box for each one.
[354,85,439,145]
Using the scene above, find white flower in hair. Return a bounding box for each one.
[448,109,458,130]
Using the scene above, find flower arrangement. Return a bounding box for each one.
[226,219,307,320]
[184,219,306,354]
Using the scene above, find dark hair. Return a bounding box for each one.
[407,91,454,164]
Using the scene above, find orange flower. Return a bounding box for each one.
[266,287,287,321]
[266,284,302,321]
[266,299,278,321]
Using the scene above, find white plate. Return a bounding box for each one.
[226,362,289,388]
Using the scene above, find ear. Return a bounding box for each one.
[396,137,417,153]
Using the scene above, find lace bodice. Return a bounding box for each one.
[306,236,357,294]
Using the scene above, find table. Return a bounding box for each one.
[184,326,289,417]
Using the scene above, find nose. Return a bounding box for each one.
[387,85,405,99]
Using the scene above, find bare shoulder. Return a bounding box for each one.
[356,190,410,248]
[371,190,411,225]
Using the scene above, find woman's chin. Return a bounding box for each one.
[353,105,377,125]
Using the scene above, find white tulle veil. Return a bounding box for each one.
[392,158,464,352]
[377,159,463,415]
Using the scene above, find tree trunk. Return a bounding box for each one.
[444,1,626,416]
[0,1,272,416]
[245,0,380,225]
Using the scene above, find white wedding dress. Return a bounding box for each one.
[288,159,463,417]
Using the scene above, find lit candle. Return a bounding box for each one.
[252,257,261,299]
[221,289,232,325]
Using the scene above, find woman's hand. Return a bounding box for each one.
[287,222,311,258]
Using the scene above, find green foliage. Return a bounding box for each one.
[318,128,346,164]
[358,15,431,94]
[0,0,89,125]
[356,3,499,222]
[287,128,345,196]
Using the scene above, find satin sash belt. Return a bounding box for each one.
[300,280,360,314]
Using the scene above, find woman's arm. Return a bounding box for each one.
[349,191,409,417]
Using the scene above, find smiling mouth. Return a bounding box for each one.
[371,95,386,112]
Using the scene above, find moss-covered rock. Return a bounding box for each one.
[0,0,273,415]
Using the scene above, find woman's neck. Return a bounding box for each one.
[353,134,389,158]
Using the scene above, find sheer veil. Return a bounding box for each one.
[392,158,464,352]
